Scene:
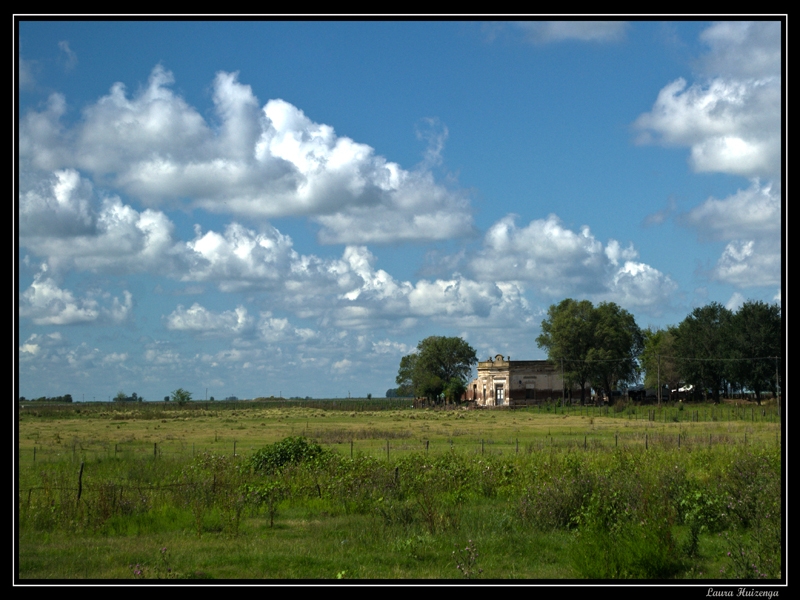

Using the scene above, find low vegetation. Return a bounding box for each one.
[17,400,782,580]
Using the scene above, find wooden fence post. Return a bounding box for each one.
[77,461,85,503]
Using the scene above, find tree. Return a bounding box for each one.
[673,302,732,403]
[727,301,782,404]
[171,388,192,406]
[396,336,477,403]
[537,299,643,405]
[588,302,644,401]
[114,390,127,402]
[536,299,597,404]
[640,327,680,402]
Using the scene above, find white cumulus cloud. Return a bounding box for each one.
[166,303,253,335]
[469,214,677,312]
[19,65,474,245]
[635,22,780,179]
[19,266,133,326]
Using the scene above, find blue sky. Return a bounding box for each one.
[17,19,783,401]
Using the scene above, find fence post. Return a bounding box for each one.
[77,461,85,503]
[154,442,157,459]
[351,440,354,459]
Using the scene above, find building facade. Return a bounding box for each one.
[465,354,573,407]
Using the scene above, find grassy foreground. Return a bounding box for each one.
[17,400,783,581]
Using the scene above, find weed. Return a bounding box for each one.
[453,539,482,579]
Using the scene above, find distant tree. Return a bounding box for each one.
[209,396,215,401]
[536,299,597,404]
[164,396,170,402]
[673,302,733,403]
[114,390,127,402]
[588,302,644,401]
[396,336,477,403]
[366,393,372,400]
[641,327,680,402]
[537,299,643,404]
[727,301,782,404]
[171,388,192,406]
[396,354,419,395]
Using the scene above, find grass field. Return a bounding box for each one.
[17,399,783,581]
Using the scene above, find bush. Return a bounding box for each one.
[249,436,329,475]
[570,483,682,578]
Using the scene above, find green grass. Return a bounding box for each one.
[17,401,783,580]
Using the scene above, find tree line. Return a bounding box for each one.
[639,301,782,404]
[538,299,782,405]
[19,394,73,403]
[392,298,781,406]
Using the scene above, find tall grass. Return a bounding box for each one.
[18,404,782,580]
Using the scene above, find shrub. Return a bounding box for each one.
[570,484,682,578]
[249,436,329,475]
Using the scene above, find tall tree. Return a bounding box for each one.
[396,336,477,403]
[640,327,680,402]
[673,302,732,403]
[588,302,644,401]
[536,299,596,404]
[727,301,782,404]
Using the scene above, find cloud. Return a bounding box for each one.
[635,22,780,179]
[711,240,780,288]
[680,180,779,242]
[19,93,72,171]
[19,66,474,244]
[635,21,782,293]
[21,189,181,277]
[725,292,746,312]
[698,21,782,79]
[517,21,628,44]
[643,196,677,227]
[19,332,65,357]
[20,169,96,237]
[58,40,77,71]
[166,303,253,335]
[469,214,677,311]
[19,265,133,325]
[19,57,36,90]
[634,76,780,177]
[184,223,298,292]
[371,339,412,355]
[680,181,781,289]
